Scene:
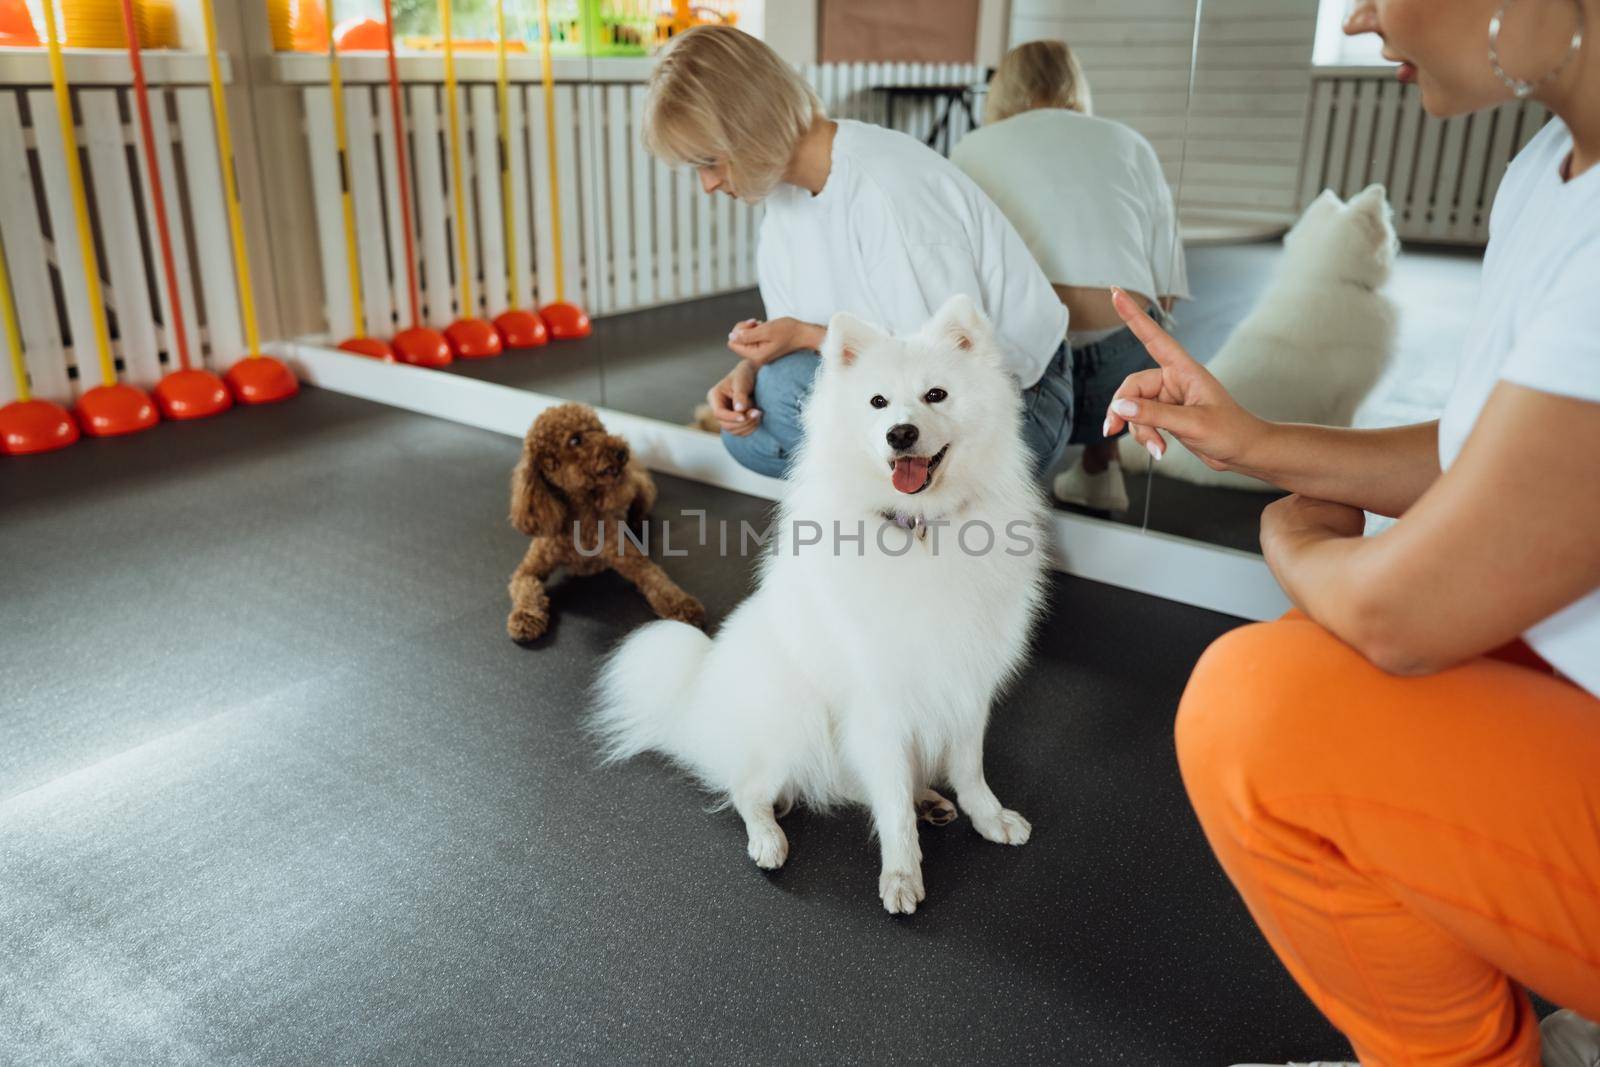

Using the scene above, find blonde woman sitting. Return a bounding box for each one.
[953,40,1189,513]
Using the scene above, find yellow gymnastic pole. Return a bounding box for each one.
[496,0,516,310]
[326,12,368,340]
[532,0,589,337]
[442,0,473,318]
[39,0,115,387]
[198,0,298,400]
[537,0,566,302]
[0,233,27,403]
[198,0,259,356]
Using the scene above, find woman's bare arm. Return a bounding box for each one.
[1230,421,1440,518]
[1261,384,1600,674]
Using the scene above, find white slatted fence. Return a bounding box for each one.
[296,61,984,340]
[0,78,241,407]
[1300,72,1549,244]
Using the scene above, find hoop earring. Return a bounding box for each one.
[1489,0,1586,99]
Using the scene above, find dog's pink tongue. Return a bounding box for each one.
[892,456,930,494]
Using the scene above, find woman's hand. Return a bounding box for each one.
[1105,287,1268,469]
[1260,495,1366,560]
[707,361,762,437]
[728,317,825,365]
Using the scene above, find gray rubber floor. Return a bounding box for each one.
[0,388,1347,1064]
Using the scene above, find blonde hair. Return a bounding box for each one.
[643,25,823,201]
[985,40,1093,124]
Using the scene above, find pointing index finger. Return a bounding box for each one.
[1110,287,1196,372]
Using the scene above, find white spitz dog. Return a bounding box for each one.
[1120,183,1399,491]
[594,295,1049,914]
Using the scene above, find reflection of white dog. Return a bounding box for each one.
[1119,183,1399,491]
[594,295,1049,914]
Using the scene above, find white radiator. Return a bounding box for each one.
[297,60,985,339]
[0,63,240,405]
[1300,72,1550,244]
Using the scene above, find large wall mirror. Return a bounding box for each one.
[238,0,1546,607]
[1141,0,1544,552]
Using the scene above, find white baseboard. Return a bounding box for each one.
[271,341,1291,622]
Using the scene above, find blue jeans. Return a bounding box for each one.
[722,330,1154,479]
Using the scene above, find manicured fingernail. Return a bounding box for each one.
[1146,440,1164,461]
[748,409,761,419]
[1112,398,1138,417]
[733,401,745,412]
[1101,417,1112,437]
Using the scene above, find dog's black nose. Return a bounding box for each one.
[614,446,629,466]
[886,423,919,451]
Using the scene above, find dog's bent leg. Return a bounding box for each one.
[843,720,925,914]
[610,551,706,628]
[733,780,789,870]
[947,719,1032,846]
[507,538,564,642]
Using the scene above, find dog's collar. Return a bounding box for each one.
[881,509,928,540]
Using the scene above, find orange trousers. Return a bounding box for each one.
[1177,612,1600,1066]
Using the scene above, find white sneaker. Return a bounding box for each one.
[1543,1009,1600,1067]
[1052,460,1130,513]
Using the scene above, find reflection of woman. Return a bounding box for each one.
[952,40,1189,513]
[1108,1,1599,1062]
[642,25,1074,479]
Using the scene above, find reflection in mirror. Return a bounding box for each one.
[966,3,1203,530]
[1139,0,1545,552]
[275,0,608,406]
[505,0,1200,534]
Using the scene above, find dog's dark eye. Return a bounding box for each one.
[869,395,888,409]
[567,433,583,448]
[924,388,947,404]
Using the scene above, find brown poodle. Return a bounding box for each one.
[507,403,704,643]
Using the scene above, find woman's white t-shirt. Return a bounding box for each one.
[756,120,1069,388]
[950,108,1190,306]
[1438,119,1600,696]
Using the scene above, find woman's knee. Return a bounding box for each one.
[1175,618,1348,801]
[720,427,788,479]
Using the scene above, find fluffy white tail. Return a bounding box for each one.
[592,620,712,764]
[1116,435,1276,493]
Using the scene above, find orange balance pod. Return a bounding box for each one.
[393,325,453,367]
[493,308,549,349]
[337,336,398,361]
[74,382,160,437]
[0,398,79,455]
[538,301,592,340]
[334,16,386,50]
[0,0,38,45]
[445,317,503,359]
[154,367,233,420]
[225,356,299,404]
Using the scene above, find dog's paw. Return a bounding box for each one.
[916,789,958,826]
[661,592,706,629]
[507,609,549,644]
[971,809,1031,846]
[746,824,788,870]
[878,867,925,915]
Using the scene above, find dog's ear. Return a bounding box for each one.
[509,436,566,537]
[822,311,884,368]
[1348,183,1398,260]
[926,293,996,357]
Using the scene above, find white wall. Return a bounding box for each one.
[1007,0,1318,225]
